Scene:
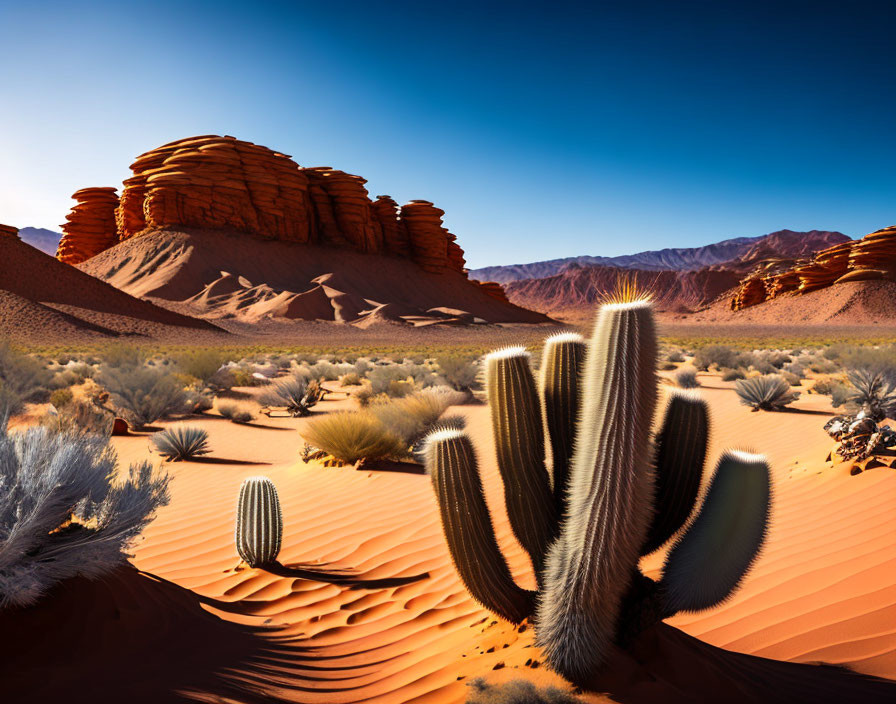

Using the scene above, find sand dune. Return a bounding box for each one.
[0,234,223,341]
[2,376,894,702]
[79,229,550,327]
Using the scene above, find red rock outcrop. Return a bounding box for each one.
[731,226,895,309]
[398,200,453,273]
[0,224,18,239]
[731,276,767,311]
[475,281,511,304]
[56,135,467,276]
[371,195,411,257]
[56,188,120,264]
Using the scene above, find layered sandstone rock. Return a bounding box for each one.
[399,200,453,273]
[731,226,895,309]
[731,276,766,311]
[56,188,120,264]
[475,280,511,304]
[0,224,18,239]
[371,195,410,257]
[57,135,467,276]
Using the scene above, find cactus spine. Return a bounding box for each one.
[539,332,586,515]
[425,428,535,623]
[536,300,658,684]
[661,450,771,614]
[235,476,283,567]
[642,389,709,555]
[424,294,771,689]
[485,347,556,578]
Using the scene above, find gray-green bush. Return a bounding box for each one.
[0,422,169,607]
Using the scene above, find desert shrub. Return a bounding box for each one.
[302,411,406,464]
[339,372,362,386]
[693,345,754,371]
[307,360,342,381]
[49,388,74,409]
[368,388,466,447]
[780,371,802,387]
[832,368,896,421]
[0,424,169,607]
[99,366,189,429]
[183,390,214,414]
[735,374,800,410]
[465,678,583,703]
[217,401,254,424]
[49,369,82,390]
[837,346,896,379]
[100,343,146,369]
[659,361,677,371]
[755,350,791,369]
[0,343,52,413]
[435,354,481,392]
[808,357,838,374]
[173,349,234,390]
[673,367,699,389]
[747,359,777,375]
[810,375,841,395]
[666,349,685,363]
[720,367,745,382]
[260,376,324,416]
[151,425,211,461]
[782,362,805,380]
[40,399,115,436]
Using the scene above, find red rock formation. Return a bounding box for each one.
[731,277,766,311]
[56,187,120,264]
[476,280,511,304]
[840,225,896,283]
[58,135,467,276]
[303,168,382,253]
[371,195,411,258]
[731,226,896,309]
[0,224,18,239]
[118,136,313,243]
[399,200,453,273]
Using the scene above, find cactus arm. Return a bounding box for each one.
[425,428,535,623]
[660,450,771,615]
[642,390,709,555]
[235,476,283,567]
[536,300,658,685]
[539,332,586,517]
[486,347,557,579]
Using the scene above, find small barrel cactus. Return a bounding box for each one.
[424,294,771,688]
[235,476,283,567]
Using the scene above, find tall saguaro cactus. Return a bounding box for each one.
[235,476,283,567]
[424,294,772,688]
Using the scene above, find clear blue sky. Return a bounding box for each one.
[1,1,893,268]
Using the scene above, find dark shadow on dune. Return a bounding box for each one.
[589,622,896,704]
[355,458,427,475]
[190,456,273,466]
[0,566,294,704]
[265,560,429,589]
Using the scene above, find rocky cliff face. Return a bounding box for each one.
[731,226,895,310]
[55,135,465,275]
[56,188,120,264]
[0,224,18,239]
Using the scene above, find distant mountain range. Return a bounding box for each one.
[18,227,61,256]
[469,230,850,283]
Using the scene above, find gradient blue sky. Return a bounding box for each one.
[1,1,893,268]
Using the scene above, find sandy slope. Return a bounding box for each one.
[2,376,895,702]
[78,229,550,326]
[0,235,224,341]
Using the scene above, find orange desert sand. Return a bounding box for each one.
[1,370,894,703]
